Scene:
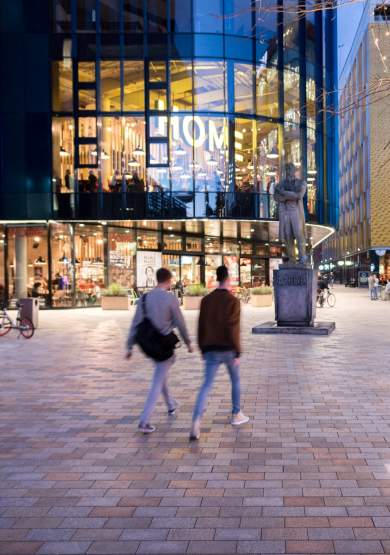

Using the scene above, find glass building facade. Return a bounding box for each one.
[0,0,338,307]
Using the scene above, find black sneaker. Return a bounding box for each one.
[138,423,156,434]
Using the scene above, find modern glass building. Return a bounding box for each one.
[0,0,338,307]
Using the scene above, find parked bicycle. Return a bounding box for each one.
[317,289,336,308]
[0,302,35,338]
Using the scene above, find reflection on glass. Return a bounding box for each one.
[100,0,120,31]
[234,63,254,114]
[147,167,169,191]
[123,61,145,110]
[170,0,191,32]
[7,227,49,306]
[170,61,193,111]
[193,61,227,112]
[78,88,96,110]
[51,223,73,307]
[52,61,73,111]
[181,255,201,285]
[74,224,105,306]
[193,0,223,33]
[100,61,120,111]
[225,0,252,36]
[77,0,96,31]
[78,62,96,82]
[54,0,72,32]
[256,65,279,118]
[256,0,278,64]
[284,122,301,172]
[124,0,144,32]
[108,228,136,289]
[147,0,167,32]
[307,120,317,216]
[193,117,228,195]
[284,67,300,123]
[52,117,74,192]
[149,142,168,165]
[235,119,255,191]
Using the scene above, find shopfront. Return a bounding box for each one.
[0,220,285,308]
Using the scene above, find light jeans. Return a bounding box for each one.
[192,350,241,421]
[139,356,175,424]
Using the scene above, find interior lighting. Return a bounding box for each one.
[128,157,140,167]
[266,147,279,159]
[59,146,69,157]
[207,156,218,167]
[174,144,186,156]
[133,145,145,156]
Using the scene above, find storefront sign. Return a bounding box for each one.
[136,251,162,288]
[358,271,369,286]
[157,116,226,151]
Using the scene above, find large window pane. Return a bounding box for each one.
[51,223,74,307]
[256,65,279,118]
[284,121,301,172]
[170,116,194,191]
[170,61,193,111]
[257,121,280,217]
[284,67,300,123]
[53,0,72,32]
[78,62,95,82]
[225,0,252,37]
[100,61,120,111]
[77,0,96,31]
[124,0,144,32]
[235,119,255,191]
[181,256,201,285]
[52,61,73,111]
[100,0,120,31]
[7,226,49,307]
[193,0,223,33]
[78,88,96,110]
[108,228,136,289]
[193,61,227,112]
[234,63,254,114]
[123,61,145,111]
[170,0,192,32]
[193,117,228,192]
[256,0,278,65]
[52,117,74,192]
[74,224,105,306]
[147,0,167,32]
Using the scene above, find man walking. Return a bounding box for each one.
[190,265,249,440]
[368,273,377,300]
[126,268,192,434]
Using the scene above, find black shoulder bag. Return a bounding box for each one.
[135,294,180,362]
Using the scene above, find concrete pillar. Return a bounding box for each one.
[15,234,28,299]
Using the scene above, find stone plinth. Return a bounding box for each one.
[274,264,317,327]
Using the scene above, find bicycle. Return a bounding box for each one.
[0,303,35,339]
[317,288,336,308]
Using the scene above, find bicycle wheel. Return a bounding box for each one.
[19,317,35,339]
[0,315,12,336]
[327,293,336,308]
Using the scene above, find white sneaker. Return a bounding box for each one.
[231,411,250,426]
[189,418,201,440]
[138,422,156,434]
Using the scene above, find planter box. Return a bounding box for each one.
[250,294,273,307]
[183,296,203,310]
[101,296,130,310]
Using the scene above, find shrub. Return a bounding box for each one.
[184,284,208,297]
[251,286,273,295]
[101,283,128,297]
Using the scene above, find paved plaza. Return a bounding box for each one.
[1,287,390,554]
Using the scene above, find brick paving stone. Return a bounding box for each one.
[2,290,390,554]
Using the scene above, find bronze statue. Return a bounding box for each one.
[274,163,307,264]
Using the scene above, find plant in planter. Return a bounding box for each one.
[183,284,208,310]
[101,283,130,310]
[250,286,273,307]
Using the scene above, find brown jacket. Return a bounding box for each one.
[197,288,241,356]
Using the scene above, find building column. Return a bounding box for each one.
[15,233,28,299]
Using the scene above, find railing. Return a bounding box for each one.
[0,192,281,221]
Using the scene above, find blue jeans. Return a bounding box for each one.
[192,351,241,421]
[139,356,175,424]
[371,287,378,300]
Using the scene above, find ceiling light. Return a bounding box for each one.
[128,157,140,167]
[59,146,69,157]
[174,144,186,156]
[133,145,145,156]
[266,147,279,159]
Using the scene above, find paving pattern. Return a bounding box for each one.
[1,287,390,554]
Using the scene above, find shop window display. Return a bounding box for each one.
[256,65,279,118]
[74,224,105,306]
[205,254,222,288]
[240,258,251,286]
[163,233,182,251]
[50,223,74,307]
[162,254,180,284]
[108,228,136,290]
[137,230,159,250]
[7,227,49,307]
[52,117,74,196]
[181,255,201,285]
[252,258,267,286]
[185,236,202,252]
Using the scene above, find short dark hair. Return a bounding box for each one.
[216,265,229,283]
[156,267,172,283]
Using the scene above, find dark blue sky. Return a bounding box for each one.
[337,1,365,74]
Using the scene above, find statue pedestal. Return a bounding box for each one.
[252,264,335,336]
